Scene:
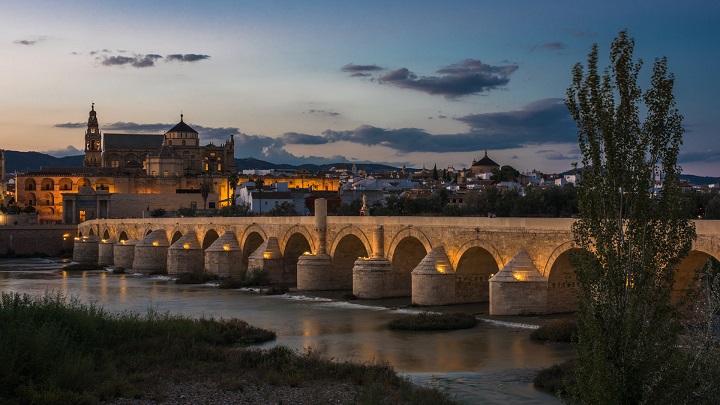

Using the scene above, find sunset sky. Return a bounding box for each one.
[1,1,718,175]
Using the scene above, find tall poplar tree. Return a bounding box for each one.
[566,30,696,403]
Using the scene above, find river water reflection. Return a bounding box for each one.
[0,259,573,404]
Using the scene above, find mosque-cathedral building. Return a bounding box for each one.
[15,104,338,223]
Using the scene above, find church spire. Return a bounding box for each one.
[84,103,102,167]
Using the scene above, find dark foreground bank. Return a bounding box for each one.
[0,292,457,405]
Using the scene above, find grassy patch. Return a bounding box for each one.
[218,268,270,289]
[530,319,577,342]
[388,312,479,331]
[0,292,457,404]
[0,292,276,404]
[63,262,104,271]
[263,286,289,295]
[174,272,220,285]
[533,358,575,397]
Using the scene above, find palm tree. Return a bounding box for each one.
[227,172,239,206]
[200,181,212,210]
[255,177,264,215]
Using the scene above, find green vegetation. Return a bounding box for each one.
[218,268,270,289]
[565,30,711,403]
[387,312,479,331]
[0,292,457,404]
[267,201,300,216]
[0,292,275,404]
[63,262,104,271]
[529,319,576,343]
[533,359,575,398]
[263,285,290,295]
[174,272,220,285]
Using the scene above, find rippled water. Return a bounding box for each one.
[0,259,573,404]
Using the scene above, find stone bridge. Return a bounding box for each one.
[74,200,720,315]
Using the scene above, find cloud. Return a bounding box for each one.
[341,63,383,73]
[531,42,567,51]
[306,109,341,117]
[166,54,211,63]
[94,51,210,68]
[350,72,372,77]
[678,150,718,164]
[375,59,518,99]
[456,98,576,147]
[536,149,580,160]
[13,36,47,46]
[54,122,85,129]
[100,54,163,68]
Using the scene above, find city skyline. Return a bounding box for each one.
[1,1,718,175]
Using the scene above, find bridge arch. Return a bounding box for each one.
[387,227,432,297]
[202,229,220,250]
[544,242,580,314]
[282,230,313,285]
[170,230,183,245]
[102,229,110,240]
[331,227,371,289]
[386,227,432,263]
[329,225,372,259]
[452,239,502,303]
[241,225,267,269]
[280,225,315,255]
[118,231,129,242]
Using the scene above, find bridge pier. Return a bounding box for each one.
[353,226,393,298]
[205,231,243,278]
[247,237,284,283]
[113,239,138,268]
[98,238,115,266]
[489,249,547,315]
[297,198,340,290]
[73,235,100,263]
[412,246,456,305]
[132,230,170,272]
[167,231,203,275]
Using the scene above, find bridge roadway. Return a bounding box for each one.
[74,200,720,315]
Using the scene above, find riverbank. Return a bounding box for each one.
[0,291,457,404]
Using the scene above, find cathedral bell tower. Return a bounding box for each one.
[84,103,102,167]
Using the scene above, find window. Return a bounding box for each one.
[168,140,172,146]
[182,140,186,146]
[163,170,169,177]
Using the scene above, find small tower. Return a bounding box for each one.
[84,103,102,167]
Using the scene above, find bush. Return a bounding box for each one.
[218,268,270,289]
[530,319,577,342]
[63,262,103,271]
[533,359,575,397]
[263,286,289,295]
[149,208,166,218]
[388,312,479,331]
[174,272,219,284]
[0,292,277,404]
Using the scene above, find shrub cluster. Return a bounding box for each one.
[388,312,479,331]
[529,319,577,342]
[0,292,276,403]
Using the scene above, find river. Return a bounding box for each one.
[0,258,573,404]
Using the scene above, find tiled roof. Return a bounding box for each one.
[104,133,164,149]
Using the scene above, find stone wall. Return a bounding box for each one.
[0,225,75,256]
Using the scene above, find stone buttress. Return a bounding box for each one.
[73,235,100,263]
[204,231,243,278]
[489,248,547,315]
[132,230,170,272]
[411,246,456,305]
[353,226,392,299]
[167,231,203,275]
[247,237,284,283]
[297,198,335,290]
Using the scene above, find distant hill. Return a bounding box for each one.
[3,150,715,184]
[4,151,83,173]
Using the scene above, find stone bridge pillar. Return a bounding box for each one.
[297,198,335,290]
[167,231,203,276]
[73,235,100,263]
[353,226,393,299]
[205,231,243,279]
[98,238,116,266]
[412,246,456,305]
[489,249,548,315]
[113,239,138,268]
[247,237,284,283]
[132,230,170,273]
